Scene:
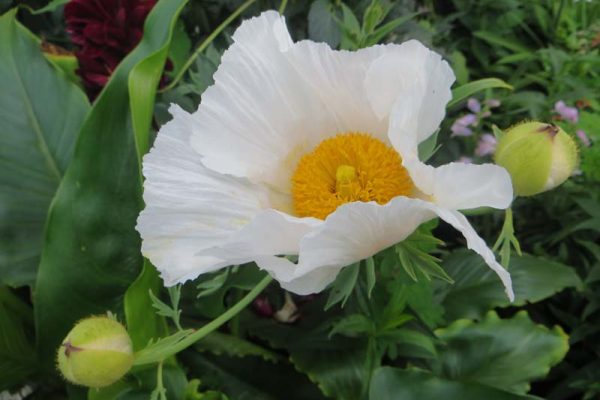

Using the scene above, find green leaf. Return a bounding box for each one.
[369,367,541,400]
[363,12,419,47]
[194,331,281,363]
[418,130,440,162]
[473,30,531,53]
[449,50,469,86]
[34,0,188,371]
[365,257,376,298]
[448,78,513,108]
[0,287,37,390]
[0,10,89,288]
[29,0,69,14]
[431,311,569,394]
[245,300,368,400]
[133,329,195,366]
[125,262,168,351]
[330,314,375,338]
[195,265,264,318]
[129,7,184,162]
[437,250,582,321]
[378,328,437,359]
[308,0,341,48]
[338,3,360,50]
[362,0,388,34]
[325,262,360,310]
[182,352,325,400]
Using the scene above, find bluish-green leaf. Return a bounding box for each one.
[0,10,89,288]
[308,0,341,48]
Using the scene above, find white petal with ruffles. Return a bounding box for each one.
[137,10,515,300]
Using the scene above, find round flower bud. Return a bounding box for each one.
[57,316,134,388]
[494,121,578,196]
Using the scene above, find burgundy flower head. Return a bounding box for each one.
[65,0,157,99]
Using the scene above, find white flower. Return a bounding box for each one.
[137,11,515,300]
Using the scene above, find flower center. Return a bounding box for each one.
[291,133,414,219]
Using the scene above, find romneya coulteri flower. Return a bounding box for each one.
[64,0,157,99]
[137,12,515,300]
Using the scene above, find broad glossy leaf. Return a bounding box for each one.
[0,10,89,287]
[431,311,569,394]
[437,250,582,321]
[369,367,541,400]
[34,0,188,370]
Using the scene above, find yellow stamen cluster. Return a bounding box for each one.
[292,133,414,219]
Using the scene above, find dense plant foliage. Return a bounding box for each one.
[0,0,598,399]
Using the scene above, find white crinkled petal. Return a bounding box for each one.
[185,12,436,192]
[294,198,437,278]
[137,105,271,286]
[368,40,455,148]
[187,11,340,190]
[200,209,321,283]
[431,207,514,301]
[404,161,514,210]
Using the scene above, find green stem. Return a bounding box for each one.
[134,274,272,365]
[279,0,288,14]
[160,0,257,93]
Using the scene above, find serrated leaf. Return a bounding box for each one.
[437,250,582,321]
[194,332,281,363]
[431,311,569,394]
[369,367,541,400]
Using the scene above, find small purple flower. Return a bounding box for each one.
[485,99,501,108]
[457,156,473,164]
[467,98,481,113]
[576,130,591,147]
[475,134,497,157]
[554,101,579,123]
[451,113,478,137]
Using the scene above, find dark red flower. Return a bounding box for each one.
[64,0,157,99]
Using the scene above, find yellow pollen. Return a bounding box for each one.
[292,133,414,219]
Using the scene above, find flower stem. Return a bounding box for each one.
[493,207,522,268]
[133,274,272,365]
[160,0,257,93]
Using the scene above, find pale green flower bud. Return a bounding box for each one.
[494,121,578,196]
[57,316,134,388]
